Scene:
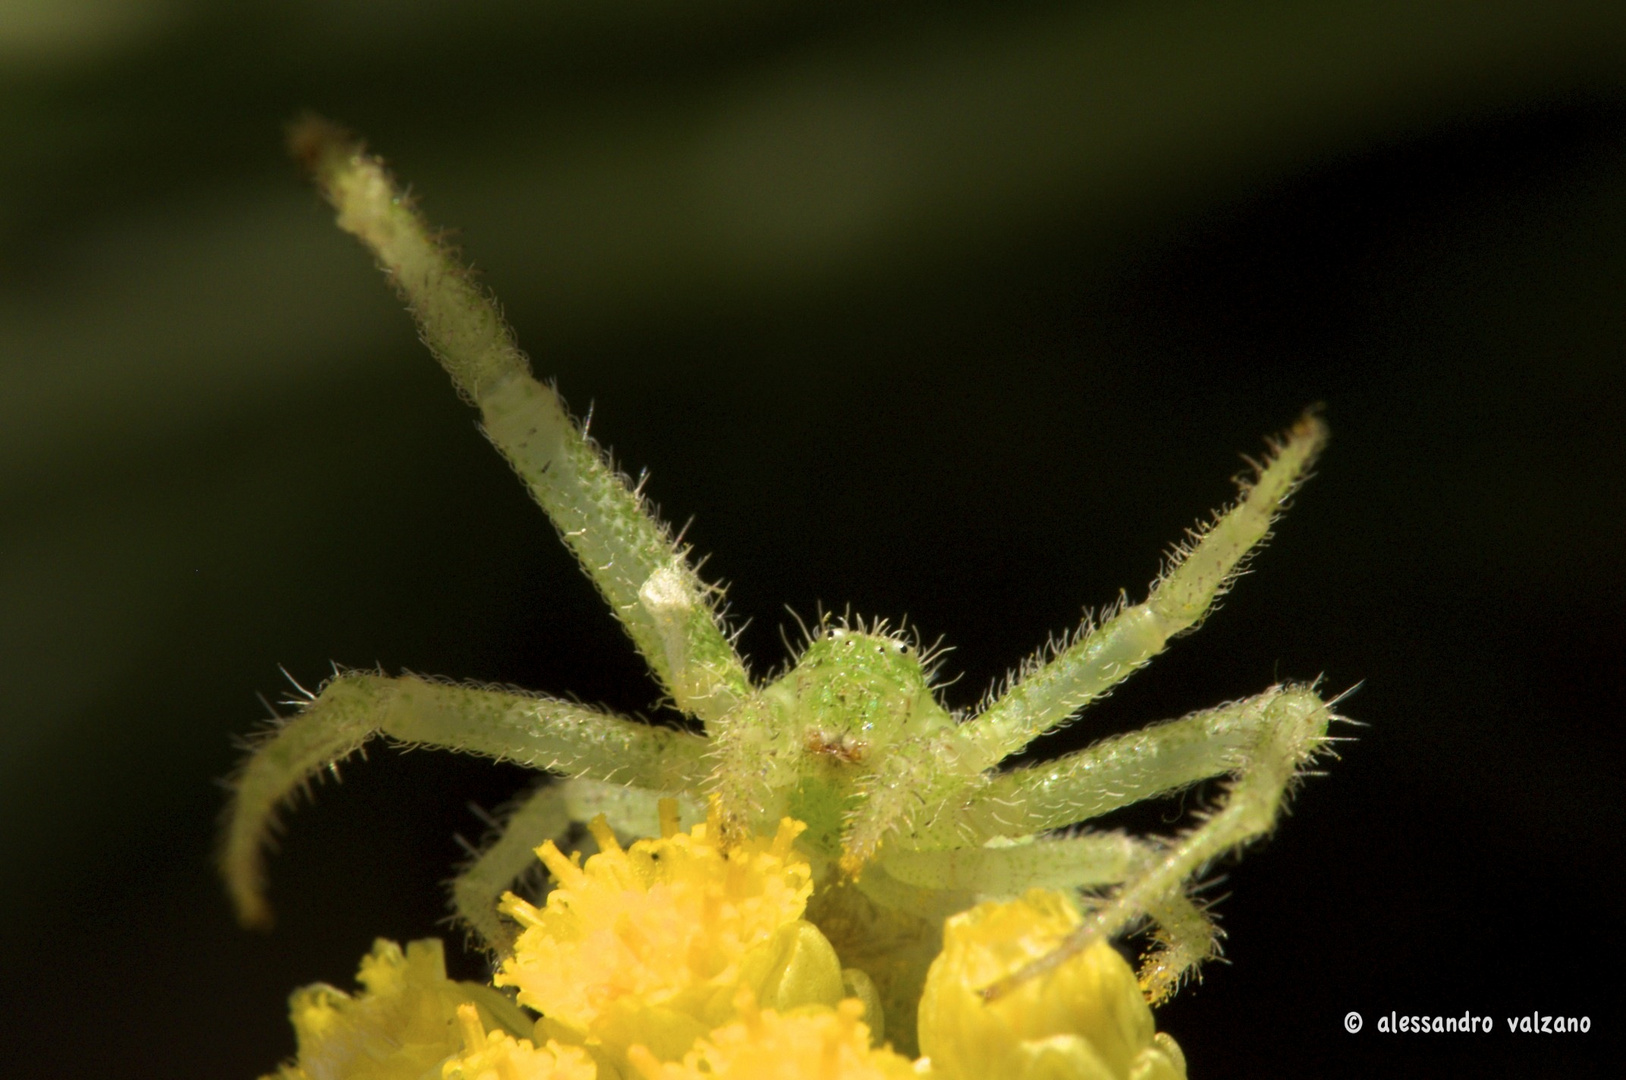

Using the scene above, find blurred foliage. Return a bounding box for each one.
[2,2,1622,1077]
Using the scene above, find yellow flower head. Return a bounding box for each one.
[626,995,916,1080]
[266,938,532,1080]
[917,890,1187,1080]
[496,803,846,1064]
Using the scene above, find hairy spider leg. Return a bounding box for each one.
[926,683,1333,841]
[839,414,1327,872]
[881,831,1152,895]
[292,118,749,726]
[969,416,1326,760]
[223,671,707,927]
[550,774,708,840]
[449,777,706,951]
[1139,893,1224,1006]
[451,782,572,952]
[888,686,1334,999]
[980,684,1335,1000]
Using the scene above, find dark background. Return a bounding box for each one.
[2,2,1622,1077]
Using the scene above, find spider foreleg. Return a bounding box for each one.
[222,669,706,927]
[840,416,1325,870]
[961,412,1327,764]
[981,683,1334,999]
[837,731,999,875]
[291,117,751,726]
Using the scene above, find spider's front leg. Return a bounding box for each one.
[841,413,1327,870]
[222,670,707,928]
[290,117,752,728]
[961,412,1329,766]
[230,120,761,932]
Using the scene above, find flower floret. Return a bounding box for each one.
[495,808,845,1064]
[917,890,1186,1080]
[626,995,917,1080]
[441,1003,597,1080]
[265,938,531,1080]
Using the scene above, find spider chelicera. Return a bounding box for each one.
[224,117,1345,1052]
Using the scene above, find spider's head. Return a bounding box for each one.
[761,626,954,858]
[779,627,952,751]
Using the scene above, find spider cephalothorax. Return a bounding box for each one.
[734,626,953,855]
[225,118,1344,1054]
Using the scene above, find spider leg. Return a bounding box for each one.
[451,777,707,953]
[880,831,1150,895]
[981,683,1334,999]
[1138,891,1223,1005]
[883,832,1219,1002]
[222,669,707,927]
[885,832,1223,1004]
[962,412,1326,764]
[292,119,750,725]
[838,415,1325,870]
[451,781,571,953]
[914,683,1332,844]
[556,775,706,840]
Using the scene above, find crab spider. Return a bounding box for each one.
[223,117,1342,1051]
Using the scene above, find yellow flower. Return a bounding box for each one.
[264,826,1195,1080]
[917,891,1187,1080]
[441,1004,597,1080]
[496,806,846,1067]
[265,938,533,1080]
[625,995,916,1080]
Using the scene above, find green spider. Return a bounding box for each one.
[224,117,1343,1052]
